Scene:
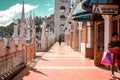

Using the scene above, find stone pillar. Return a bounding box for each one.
[102,15,112,51]
[70,23,74,48]
[64,27,68,44]
[41,21,47,51]
[70,32,73,48]
[12,19,18,38]
[65,23,71,45]
[86,22,91,48]
[86,27,91,47]
[26,18,31,44]
[78,22,82,51]
[73,21,79,51]
[32,17,36,43]
[85,22,94,58]
[68,22,72,45]
[26,29,30,41]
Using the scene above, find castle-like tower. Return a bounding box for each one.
[54,0,71,40]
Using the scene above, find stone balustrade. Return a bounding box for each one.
[0,38,26,80]
[36,32,56,52]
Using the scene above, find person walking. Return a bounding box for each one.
[58,37,62,46]
[109,32,120,77]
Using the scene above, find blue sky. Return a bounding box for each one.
[0,0,55,26]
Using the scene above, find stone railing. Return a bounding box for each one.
[36,32,56,52]
[0,38,26,80]
[0,50,25,79]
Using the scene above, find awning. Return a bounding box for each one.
[72,2,90,17]
[83,0,109,11]
[73,13,91,21]
[72,0,109,21]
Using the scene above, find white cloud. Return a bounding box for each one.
[0,3,38,26]
[48,8,53,11]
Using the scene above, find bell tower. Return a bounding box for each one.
[54,0,71,40]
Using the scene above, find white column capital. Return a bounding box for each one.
[102,15,112,20]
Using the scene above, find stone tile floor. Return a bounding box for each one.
[12,42,120,80]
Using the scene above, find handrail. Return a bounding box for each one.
[0,50,24,59]
[0,50,25,79]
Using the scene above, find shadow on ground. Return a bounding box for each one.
[12,55,49,80]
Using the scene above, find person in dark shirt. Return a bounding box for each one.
[58,36,62,46]
[109,32,120,77]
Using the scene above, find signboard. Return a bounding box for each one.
[92,4,118,14]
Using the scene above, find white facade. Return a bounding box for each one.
[54,0,71,40]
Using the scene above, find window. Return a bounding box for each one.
[60,15,66,21]
[60,24,64,31]
[60,6,66,12]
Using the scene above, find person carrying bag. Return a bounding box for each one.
[108,32,120,77]
[101,51,113,66]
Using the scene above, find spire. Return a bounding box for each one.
[32,13,35,29]
[21,0,25,20]
[29,11,32,27]
[20,0,26,38]
[32,13,36,43]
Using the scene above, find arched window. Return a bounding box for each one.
[60,6,66,12]
[60,15,66,21]
[60,24,64,27]
[60,24,65,31]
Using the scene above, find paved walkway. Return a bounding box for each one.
[12,42,120,80]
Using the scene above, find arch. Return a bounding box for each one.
[60,24,65,31]
[60,24,64,27]
[60,6,66,12]
[60,15,66,21]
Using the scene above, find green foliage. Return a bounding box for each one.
[35,14,54,33]
[0,22,14,37]
[35,16,44,26]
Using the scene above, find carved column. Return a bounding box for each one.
[73,21,79,51]
[102,15,112,51]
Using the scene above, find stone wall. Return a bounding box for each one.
[0,38,35,80]
[26,43,35,63]
[0,38,23,57]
